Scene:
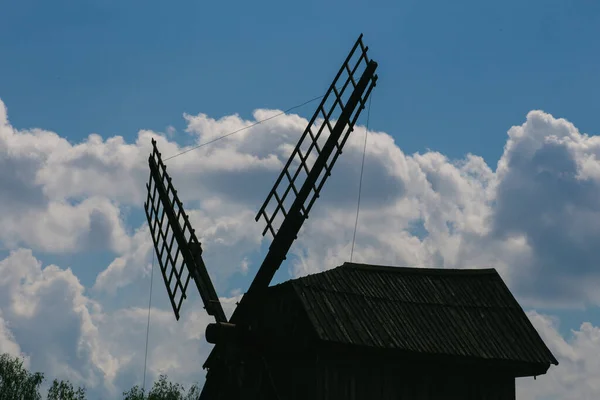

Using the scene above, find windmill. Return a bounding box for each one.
[144,34,378,399]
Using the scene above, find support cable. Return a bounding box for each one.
[163,95,324,162]
[142,253,155,394]
[350,94,372,262]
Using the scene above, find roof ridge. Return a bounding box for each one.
[341,262,498,276]
[275,263,500,288]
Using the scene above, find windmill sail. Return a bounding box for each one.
[144,139,226,323]
[248,33,378,299]
[256,34,377,240]
[209,32,377,333]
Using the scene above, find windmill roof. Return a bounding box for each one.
[284,262,558,372]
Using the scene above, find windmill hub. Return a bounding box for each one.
[205,322,242,345]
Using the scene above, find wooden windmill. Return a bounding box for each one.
[145,34,558,400]
[145,34,378,399]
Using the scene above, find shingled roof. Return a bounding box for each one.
[286,262,558,375]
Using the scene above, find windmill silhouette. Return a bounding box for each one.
[144,34,558,400]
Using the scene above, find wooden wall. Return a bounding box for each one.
[312,354,516,400]
[232,349,517,400]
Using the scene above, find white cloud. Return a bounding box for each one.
[1,196,130,254]
[0,96,599,398]
[0,310,22,359]
[0,110,133,255]
[0,248,113,392]
[517,312,600,400]
[0,247,225,399]
[93,224,153,296]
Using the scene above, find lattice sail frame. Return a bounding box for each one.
[256,34,378,238]
[144,139,226,322]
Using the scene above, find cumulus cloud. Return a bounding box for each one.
[0,110,132,255]
[0,310,22,358]
[93,224,153,296]
[0,248,112,391]
[1,197,130,254]
[0,247,228,399]
[0,95,599,398]
[517,312,600,400]
[491,111,600,307]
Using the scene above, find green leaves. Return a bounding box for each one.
[122,385,146,400]
[0,353,44,400]
[47,379,86,400]
[122,375,201,400]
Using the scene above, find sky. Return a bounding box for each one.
[0,0,599,398]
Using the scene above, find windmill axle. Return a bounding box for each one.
[206,322,243,345]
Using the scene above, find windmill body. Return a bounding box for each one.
[203,263,558,399]
[144,35,557,399]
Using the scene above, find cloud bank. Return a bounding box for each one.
[0,97,598,398]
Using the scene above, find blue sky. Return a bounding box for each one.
[1,0,600,398]
[2,0,599,163]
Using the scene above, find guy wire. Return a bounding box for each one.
[142,252,155,394]
[350,94,373,262]
[163,95,324,162]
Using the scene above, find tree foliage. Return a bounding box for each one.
[123,374,201,400]
[1,352,200,400]
[47,379,86,400]
[0,353,44,400]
